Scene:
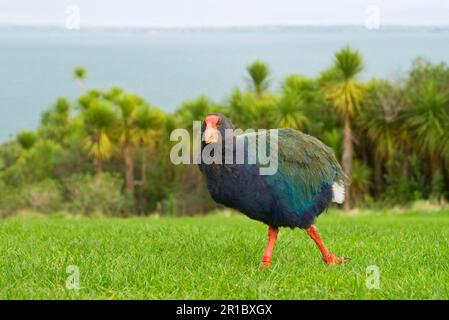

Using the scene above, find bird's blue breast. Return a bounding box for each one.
[201,163,275,225]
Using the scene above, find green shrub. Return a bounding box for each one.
[0,181,25,217]
[64,173,130,216]
[159,184,219,216]
[24,140,61,182]
[23,179,63,213]
[351,160,372,206]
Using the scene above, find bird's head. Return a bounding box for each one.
[202,113,234,145]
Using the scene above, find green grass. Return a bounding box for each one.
[1,210,449,299]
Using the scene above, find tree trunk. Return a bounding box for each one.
[342,112,353,211]
[123,143,135,194]
[374,160,383,195]
[256,87,262,99]
[431,155,443,204]
[134,149,148,187]
[95,158,102,174]
[431,155,442,174]
[78,80,85,92]
[401,143,411,179]
[141,150,147,185]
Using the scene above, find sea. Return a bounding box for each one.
[1,25,449,141]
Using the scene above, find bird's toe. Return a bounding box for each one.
[260,261,272,269]
[323,253,350,265]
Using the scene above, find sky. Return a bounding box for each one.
[0,0,448,27]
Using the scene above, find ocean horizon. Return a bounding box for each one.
[1,25,449,141]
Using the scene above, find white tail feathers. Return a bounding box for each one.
[332,181,345,204]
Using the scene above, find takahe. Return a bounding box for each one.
[199,113,350,266]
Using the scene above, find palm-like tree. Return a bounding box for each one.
[16,131,37,163]
[275,88,308,130]
[116,93,166,197]
[358,80,406,192]
[73,66,88,91]
[350,159,372,206]
[40,97,72,144]
[135,106,165,146]
[246,60,270,98]
[321,129,342,160]
[134,106,165,185]
[227,89,258,129]
[78,89,101,110]
[324,47,364,210]
[82,100,116,173]
[176,95,215,130]
[442,126,449,165]
[284,74,331,136]
[116,93,144,194]
[283,74,317,105]
[17,131,37,151]
[403,80,449,173]
[226,89,278,129]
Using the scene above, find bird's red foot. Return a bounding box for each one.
[322,253,350,265]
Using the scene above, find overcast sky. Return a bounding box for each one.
[1,0,448,27]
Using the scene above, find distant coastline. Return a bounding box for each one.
[1,24,449,34]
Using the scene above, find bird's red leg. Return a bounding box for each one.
[262,226,279,268]
[306,224,349,265]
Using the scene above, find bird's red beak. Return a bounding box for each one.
[204,115,220,144]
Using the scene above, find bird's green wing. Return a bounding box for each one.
[246,128,348,215]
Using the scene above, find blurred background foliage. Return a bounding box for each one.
[1,48,449,217]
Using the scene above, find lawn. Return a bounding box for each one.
[0,210,448,299]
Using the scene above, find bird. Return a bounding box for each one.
[198,113,350,267]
